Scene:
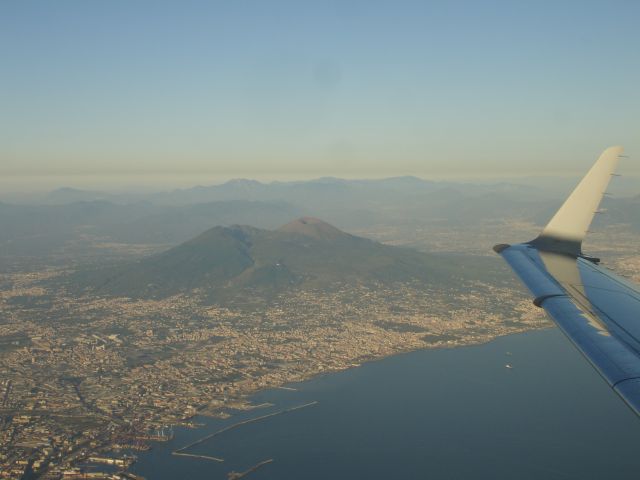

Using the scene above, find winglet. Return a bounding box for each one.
[530,146,624,256]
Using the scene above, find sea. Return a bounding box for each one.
[130,329,640,480]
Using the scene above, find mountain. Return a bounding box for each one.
[0,200,301,256]
[148,176,441,206]
[72,218,467,301]
[276,217,347,241]
[5,175,637,261]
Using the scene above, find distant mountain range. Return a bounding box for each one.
[0,200,300,256]
[2,176,639,259]
[71,218,469,301]
[7,174,640,208]
[39,176,549,207]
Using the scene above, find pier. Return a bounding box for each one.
[171,452,224,462]
[173,401,318,458]
[227,459,273,479]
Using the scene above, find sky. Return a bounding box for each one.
[1,0,639,188]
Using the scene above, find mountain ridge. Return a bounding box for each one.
[72,218,460,301]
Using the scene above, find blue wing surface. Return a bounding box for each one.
[495,146,640,415]
[496,243,640,415]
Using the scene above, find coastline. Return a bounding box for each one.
[132,324,554,470]
[129,326,640,480]
[194,322,553,419]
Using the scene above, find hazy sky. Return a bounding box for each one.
[1,0,638,183]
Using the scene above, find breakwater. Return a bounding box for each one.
[172,401,319,461]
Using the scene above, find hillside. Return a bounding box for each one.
[72,218,476,301]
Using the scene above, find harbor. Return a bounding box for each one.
[172,401,319,461]
[130,330,640,479]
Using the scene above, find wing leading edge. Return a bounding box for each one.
[494,146,640,416]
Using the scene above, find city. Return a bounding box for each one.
[1,267,549,478]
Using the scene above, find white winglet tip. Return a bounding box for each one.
[531,146,624,255]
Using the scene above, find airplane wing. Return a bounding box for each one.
[494,146,640,416]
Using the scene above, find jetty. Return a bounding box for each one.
[171,452,224,462]
[173,401,318,458]
[228,459,274,479]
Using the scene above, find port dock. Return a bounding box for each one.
[171,452,224,462]
[227,458,273,479]
[172,401,318,461]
